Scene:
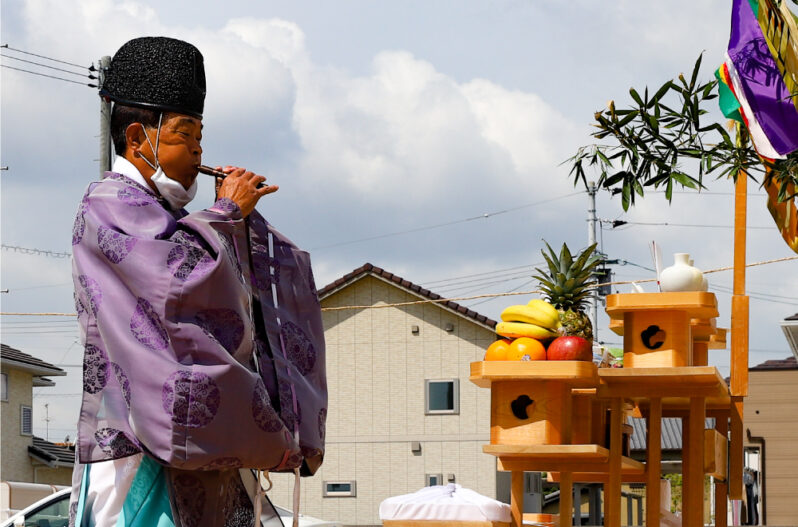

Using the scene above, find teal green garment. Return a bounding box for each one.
[75,457,174,527]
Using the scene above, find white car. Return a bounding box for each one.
[2,487,341,527]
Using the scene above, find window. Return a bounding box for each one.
[425,379,459,414]
[19,490,71,525]
[323,481,356,497]
[1,372,7,401]
[426,473,444,487]
[20,405,32,435]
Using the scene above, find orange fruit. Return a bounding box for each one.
[484,339,512,361]
[507,337,546,361]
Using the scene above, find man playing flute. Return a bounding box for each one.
[69,36,326,527]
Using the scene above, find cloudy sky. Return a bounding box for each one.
[1,0,796,441]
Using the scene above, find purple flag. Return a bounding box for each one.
[727,0,798,156]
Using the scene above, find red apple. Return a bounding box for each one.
[546,336,593,361]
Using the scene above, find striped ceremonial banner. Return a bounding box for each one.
[717,0,798,159]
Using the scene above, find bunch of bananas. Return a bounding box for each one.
[496,299,561,340]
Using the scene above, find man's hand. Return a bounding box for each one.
[214,166,278,217]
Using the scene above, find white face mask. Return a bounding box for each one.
[140,113,198,210]
[150,166,198,210]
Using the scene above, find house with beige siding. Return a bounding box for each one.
[1,343,73,486]
[267,263,499,525]
[742,354,798,525]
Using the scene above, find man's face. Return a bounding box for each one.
[142,113,203,189]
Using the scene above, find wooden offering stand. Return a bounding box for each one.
[471,291,736,527]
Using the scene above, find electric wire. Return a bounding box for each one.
[467,278,537,308]
[1,255,795,315]
[0,53,92,78]
[310,191,584,250]
[607,220,773,230]
[2,283,73,292]
[2,44,88,69]
[421,263,543,286]
[1,64,97,87]
[1,244,71,258]
[425,267,542,291]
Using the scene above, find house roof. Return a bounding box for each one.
[318,263,498,330]
[785,313,798,321]
[1,343,66,377]
[749,355,798,371]
[28,437,75,467]
[629,417,715,451]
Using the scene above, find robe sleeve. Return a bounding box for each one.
[73,178,298,471]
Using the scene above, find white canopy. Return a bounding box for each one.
[379,484,511,522]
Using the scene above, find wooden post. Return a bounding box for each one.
[687,397,706,527]
[559,383,573,526]
[728,149,749,501]
[511,470,523,527]
[682,415,692,517]
[646,399,662,527]
[715,414,729,527]
[560,472,573,527]
[729,396,745,500]
[605,398,623,527]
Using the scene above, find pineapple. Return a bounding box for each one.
[533,241,600,341]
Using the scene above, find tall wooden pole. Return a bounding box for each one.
[728,150,749,499]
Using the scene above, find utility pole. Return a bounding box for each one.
[44,403,50,441]
[587,182,598,340]
[98,55,112,177]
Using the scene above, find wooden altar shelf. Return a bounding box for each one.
[709,328,727,349]
[546,470,647,484]
[605,291,719,318]
[597,367,729,402]
[483,444,644,475]
[608,316,719,338]
[606,292,720,368]
[470,361,598,447]
[469,361,598,388]
[705,428,728,481]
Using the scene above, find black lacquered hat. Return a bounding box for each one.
[101,36,206,119]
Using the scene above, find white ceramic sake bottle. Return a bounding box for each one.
[688,258,709,291]
[660,253,703,292]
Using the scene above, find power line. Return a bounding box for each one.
[2,44,88,69]
[421,263,543,286]
[433,273,537,295]
[310,191,584,250]
[2,283,73,292]
[1,53,93,78]
[424,266,542,290]
[1,244,71,258]
[604,220,773,230]
[467,278,537,308]
[1,64,97,87]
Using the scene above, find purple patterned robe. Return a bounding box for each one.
[71,172,326,524]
